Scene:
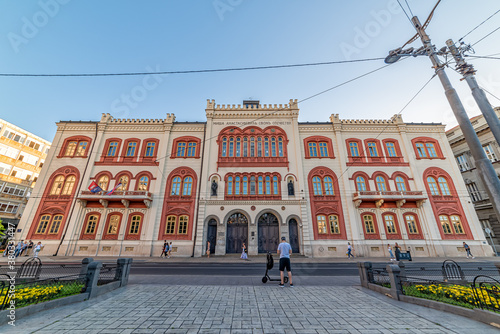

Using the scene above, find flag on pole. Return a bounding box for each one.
[106,182,122,196]
[88,181,103,193]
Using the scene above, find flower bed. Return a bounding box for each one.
[404,284,500,312]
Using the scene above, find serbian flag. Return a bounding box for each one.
[106,182,122,196]
[88,181,102,193]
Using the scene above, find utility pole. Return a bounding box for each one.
[446,39,500,146]
[410,16,500,230]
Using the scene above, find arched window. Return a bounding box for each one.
[98,175,109,191]
[450,215,464,234]
[182,176,192,196]
[243,176,248,195]
[258,176,263,195]
[367,142,378,157]
[271,138,277,157]
[65,141,77,156]
[107,141,118,156]
[50,176,64,195]
[264,137,269,157]
[324,177,334,195]
[329,215,339,234]
[363,214,376,234]
[117,175,128,191]
[405,214,419,234]
[250,176,256,195]
[313,176,322,195]
[126,142,137,157]
[129,215,141,234]
[236,138,241,157]
[177,142,186,157]
[375,176,387,191]
[178,215,188,234]
[319,142,328,157]
[265,176,271,194]
[235,176,240,195]
[416,143,427,157]
[439,215,452,234]
[222,138,227,157]
[426,143,437,157]
[395,176,406,191]
[385,142,396,157]
[76,142,88,156]
[36,215,51,234]
[227,176,233,195]
[384,215,397,234]
[250,137,255,157]
[257,137,262,157]
[438,177,451,195]
[137,176,149,191]
[278,137,284,157]
[243,137,248,157]
[171,176,181,195]
[356,176,366,191]
[308,142,318,157]
[61,176,76,195]
[273,176,279,195]
[349,142,359,157]
[107,215,120,234]
[165,216,176,234]
[48,214,63,234]
[317,215,327,234]
[228,138,234,157]
[145,142,156,157]
[427,177,440,195]
[187,142,196,157]
[85,215,98,234]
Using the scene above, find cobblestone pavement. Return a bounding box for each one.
[7,284,498,334]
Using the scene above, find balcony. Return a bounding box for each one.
[0,174,32,187]
[353,191,427,208]
[77,190,153,208]
[0,136,47,158]
[0,154,40,173]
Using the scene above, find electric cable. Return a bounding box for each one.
[471,26,500,47]
[459,9,500,42]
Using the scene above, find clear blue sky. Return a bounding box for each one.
[0,0,499,141]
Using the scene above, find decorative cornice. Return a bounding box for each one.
[200,200,305,206]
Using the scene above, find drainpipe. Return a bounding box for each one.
[191,122,207,257]
[54,122,98,256]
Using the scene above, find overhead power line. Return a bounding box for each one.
[0,57,386,78]
[471,26,500,46]
[459,9,500,42]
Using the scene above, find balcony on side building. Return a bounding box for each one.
[353,190,427,208]
[77,190,153,209]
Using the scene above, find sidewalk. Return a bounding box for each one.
[1,282,497,333]
[1,254,497,264]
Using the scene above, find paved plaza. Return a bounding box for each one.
[3,283,498,334]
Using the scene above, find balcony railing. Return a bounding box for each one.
[353,190,427,208]
[78,190,153,208]
[0,174,32,187]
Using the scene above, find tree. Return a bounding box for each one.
[0,219,5,237]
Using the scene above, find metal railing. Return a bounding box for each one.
[97,263,120,286]
[472,275,500,313]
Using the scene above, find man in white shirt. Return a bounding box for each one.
[277,236,293,287]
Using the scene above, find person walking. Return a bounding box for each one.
[388,244,396,262]
[277,236,293,287]
[168,242,173,258]
[241,242,248,260]
[463,242,475,259]
[160,240,167,257]
[33,242,43,258]
[164,242,170,259]
[346,242,355,259]
[206,241,211,258]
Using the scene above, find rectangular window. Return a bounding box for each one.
[456,154,470,172]
[466,182,482,202]
[36,215,51,234]
[187,142,196,157]
[166,216,176,234]
[349,142,359,157]
[439,215,452,234]
[76,142,87,156]
[416,143,426,157]
[107,142,118,156]
[126,142,137,157]
[145,142,156,157]
[385,142,396,157]
[178,216,188,234]
[405,215,419,234]
[177,142,186,157]
[317,215,327,234]
[85,215,98,234]
[368,142,378,157]
[329,215,339,234]
[129,215,141,234]
[426,143,437,157]
[363,215,375,234]
[483,144,498,162]
[319,142,328,157]
[384,215,397,234]
[309,143,317,157]
[49,215,63,234]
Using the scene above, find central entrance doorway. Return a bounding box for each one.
[258,213,279,253]
[207,219,217,254]
[225,213,248,253]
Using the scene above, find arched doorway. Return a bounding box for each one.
[226,213,248,253]
[288,218,300,253]
[258,213,279,253]
[207,219,217,254]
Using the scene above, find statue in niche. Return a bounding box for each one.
[211,179,218,196]
[288,180,295,196]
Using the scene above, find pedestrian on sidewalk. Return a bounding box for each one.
[346,242,355,259]
[164,242,170,258]
[463,242,475,259]
[14,240,23,257]
[277,236,293,287]
[206,241,211,258]
[25,240,34,256]
[241,242,248,260]
[33,242,43,258]
[388,244,396,262]
[394,242,401,260]
[160,240,167,257]
[168,242,173,258]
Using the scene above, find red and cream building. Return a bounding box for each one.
[15,99,493,257]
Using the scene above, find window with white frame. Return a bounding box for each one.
[2,129,26,144]
[466,182,482,202]
[0,163,12,176]
[2,185,26,197]
[456,154,470,172]
[483,144,498,162]
[0,143,20,159]
[0,202,19,213]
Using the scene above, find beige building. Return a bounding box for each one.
[446,107,500,250]
[0,119,51,231]
[15,100,493,257]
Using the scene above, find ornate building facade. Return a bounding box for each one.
[15,100,493,257]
